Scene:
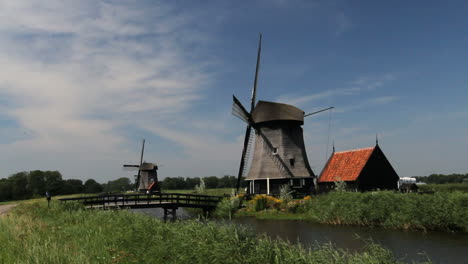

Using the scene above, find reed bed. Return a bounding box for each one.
[231,191,468,233]
[0,201,416,264]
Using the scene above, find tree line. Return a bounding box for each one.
[0,170,133,202]
[414,173,468,184]
[0,170,244,202]
[161,175,246,190]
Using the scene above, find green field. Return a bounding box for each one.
[418,183,468,193]
[0,201,420,264]
[0,193,95,206]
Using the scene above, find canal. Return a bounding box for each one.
[133,208,468,263]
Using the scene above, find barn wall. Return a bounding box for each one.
[247,178,315,196]
[357,146,399,191]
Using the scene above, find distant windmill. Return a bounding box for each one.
[123,139,160,193]
[232,34,333,195]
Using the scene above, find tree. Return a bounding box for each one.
[185,177,200,189]
[203,176,219,189]
[27,170,45,196]
[8,172,29,200]
[217,175,237,188]
[161,177,188,190]
[44,171,64,195]
[60,179,84,194]
[84,179,103,193]
[104,177,133,192]
[0,179,12,201]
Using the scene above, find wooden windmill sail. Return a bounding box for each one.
[232,34,333,195]
[123,139,160,193]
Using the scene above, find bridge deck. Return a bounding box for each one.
[59,193,224,210]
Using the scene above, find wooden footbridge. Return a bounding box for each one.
[59,193,224,221]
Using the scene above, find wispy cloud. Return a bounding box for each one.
[276,74,396,107]
[335,11,352,36]
[0,0,217,180]
[334,96,399,113]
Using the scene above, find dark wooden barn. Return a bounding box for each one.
[317,144,399,192]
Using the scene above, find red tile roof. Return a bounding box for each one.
[318,147,375,182]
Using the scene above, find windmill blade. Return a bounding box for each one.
[123,165,140,168]
[232,95,253,125]
[235,124,254,193]
[257,128,295,178]
[123,165,140,171]
[135,139,145,191]
[304,107,334,117]
[232,101,249,123]
[233,95,256,193]
[250,33,262,112]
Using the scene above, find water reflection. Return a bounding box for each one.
[233,218,468,264]
[132,208,468,264]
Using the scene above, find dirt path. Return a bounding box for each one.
[0,204,17,217]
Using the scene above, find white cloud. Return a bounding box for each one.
[0,0,218,181]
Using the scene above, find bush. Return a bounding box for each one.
[213,195,244,218]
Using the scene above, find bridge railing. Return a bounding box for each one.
[59,193,224,209]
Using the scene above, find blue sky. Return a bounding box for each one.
[0,0,467,182]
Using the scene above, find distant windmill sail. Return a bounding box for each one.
[123,139,146,191]
[136,139,145,191]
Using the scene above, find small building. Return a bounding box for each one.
[317,144,399,192]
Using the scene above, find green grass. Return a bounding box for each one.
[418,183,468,193]
[228,191,468,233]
[0,201,423,264]
[0,193,95,206]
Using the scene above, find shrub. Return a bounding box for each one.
[304,191,468,232]
[214,195,244,218]
[194,178,206,194]
[246,195,282,212]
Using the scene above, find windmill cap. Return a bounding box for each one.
[252,100,304,124]
[140,162,158,170]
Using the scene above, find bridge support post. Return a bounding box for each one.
[202,208,211,219]
[163,207,177,222]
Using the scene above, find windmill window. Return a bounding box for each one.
[289,158,295,167]
[272,147,278,155]
[290,179,302,188]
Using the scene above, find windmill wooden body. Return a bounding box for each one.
[232,34,333,196]
[123,139,160,193]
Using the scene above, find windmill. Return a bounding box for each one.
[123,139,160,193]
[232,34,333,195]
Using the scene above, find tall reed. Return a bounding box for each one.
[0,201,417,264]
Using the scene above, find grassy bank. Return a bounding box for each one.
[0,201,421,264]
[219,191,468,233]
